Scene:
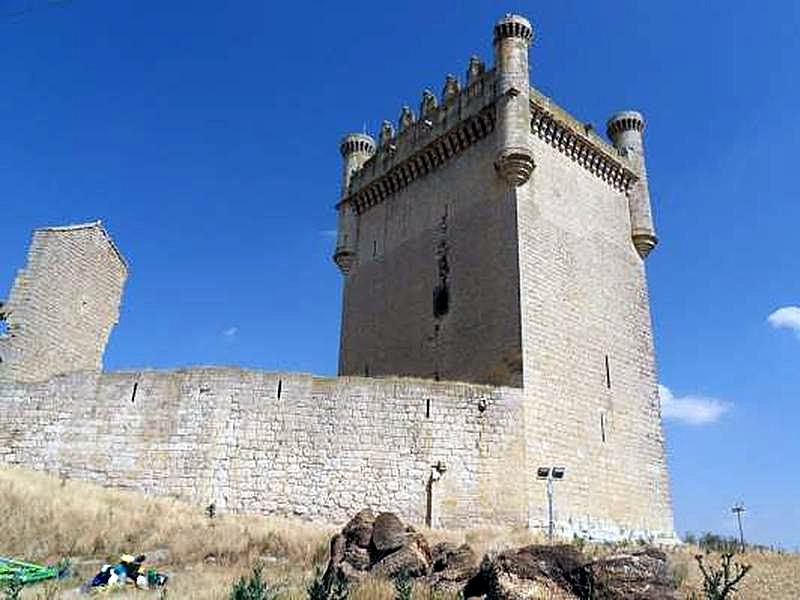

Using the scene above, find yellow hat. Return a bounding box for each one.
[120,554,135,563]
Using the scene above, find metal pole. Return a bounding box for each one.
[733,505,746,552]
[547,476,554,542]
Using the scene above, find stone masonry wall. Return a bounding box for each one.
[0,369,528,529]
[0,223,127,383]
[339,134,524,387]
[515,115,674,540]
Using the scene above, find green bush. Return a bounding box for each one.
[392,569,413,600]
[229,564,281,600]
[306,567,349,600]
[2,577,23,600]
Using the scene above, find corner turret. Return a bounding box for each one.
[607,111,658,259]
[339,133,375,197]
[335,133,375,274]
[493,14,535,186]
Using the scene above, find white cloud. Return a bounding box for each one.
[767,306,800,337]
[658,384,731,426]
[222,326,238,339]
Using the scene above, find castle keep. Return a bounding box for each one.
[0,15,675,542]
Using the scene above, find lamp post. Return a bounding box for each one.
[731,503,746,552]
[536,466,566,541]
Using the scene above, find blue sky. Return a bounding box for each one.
[1,1,798,548]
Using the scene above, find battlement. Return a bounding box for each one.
[340,63,497,213]
[339,82,639,214]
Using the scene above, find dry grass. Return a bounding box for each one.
[2,465,797,599]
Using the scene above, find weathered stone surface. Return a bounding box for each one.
[371,543,428,579]
[429,542,479,591]
[342,508,375,548]
[464,545,679,600]
[0,222,126,383]
[464,545,591,600]
[371,512,407,554]
[344,545,371,571]
[324,509,445,584]
[589,548,679,600]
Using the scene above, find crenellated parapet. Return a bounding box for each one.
[337,61,497,214]
[334,14,646,218]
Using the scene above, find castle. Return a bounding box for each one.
[0,15,675,542]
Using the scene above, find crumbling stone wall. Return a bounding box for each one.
[0,369,529,529]
[0,222,127,383]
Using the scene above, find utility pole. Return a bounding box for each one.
[731,503,746,552]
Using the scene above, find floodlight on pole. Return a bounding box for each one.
[536,465,566,541]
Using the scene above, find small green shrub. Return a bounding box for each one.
[229,564,281,600]
[307,567,349,600]
[392,569,413,600]
[2,577,24,600]
[306,567,328,600]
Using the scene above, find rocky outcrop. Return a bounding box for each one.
[589,548,679,600]
[463,545,679,600]
[429,542,480,592]
[323,509,477,590]
[463,545,592,600]
[325,510,678,600]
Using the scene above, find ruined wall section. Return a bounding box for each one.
[515,92,674,540]
[0,223,127,383]
[0,369,528,528]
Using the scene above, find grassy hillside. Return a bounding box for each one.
[1,465,797,599]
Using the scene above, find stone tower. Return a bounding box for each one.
[334,14,674,538]
[0,221,127,383]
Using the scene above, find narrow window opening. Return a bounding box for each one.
[277,379,282,399]
[432,284,449,318]
[364,363,370,377]
[426,398,431,418]
[604,355,611,389]
[372,240,377,257]
[130,382,139,404]
[600,413,606,443]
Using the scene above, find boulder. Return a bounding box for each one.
[371,543,429,579]
[589,548,679,600]
[342,508,375,548]
[371,512,408,554]
[429,542,479,592]
[463,545,592,600]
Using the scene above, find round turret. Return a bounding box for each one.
[339,133,376,159]
[606,111,645,154]
[493,14,535,187]
[606,111,657,259]
[334,133,374,276]
[493,13,534,43]
[339,133,375,198]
